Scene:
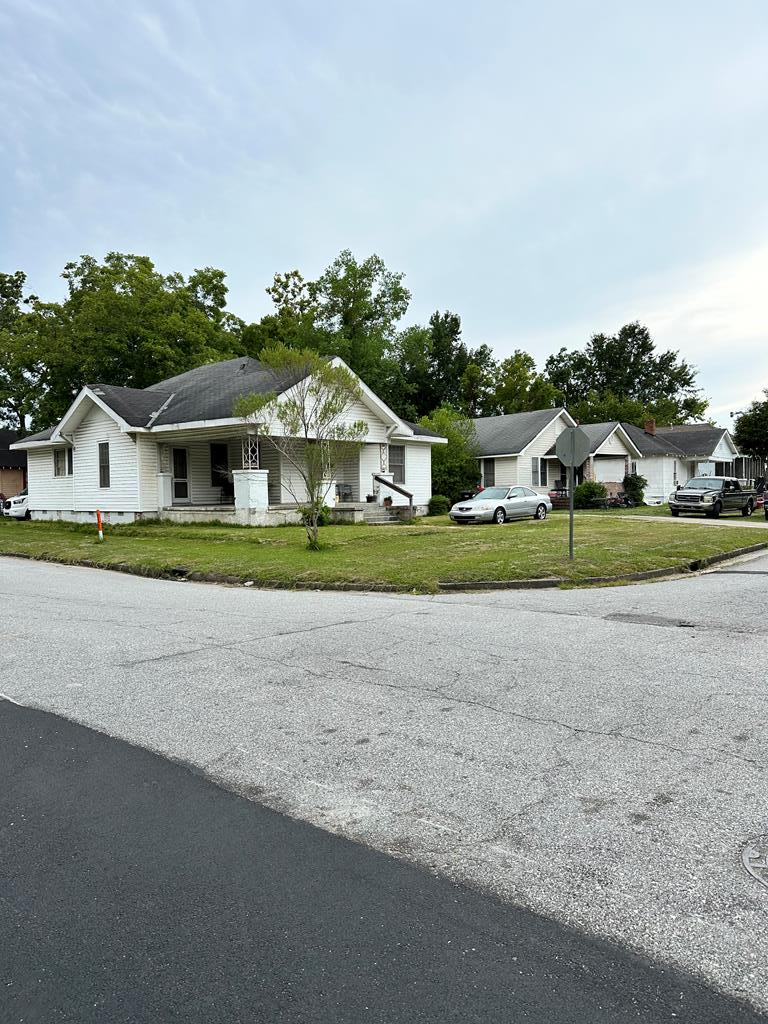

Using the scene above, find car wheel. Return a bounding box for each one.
[709,501,722,519]
[671,508,679,517]
[493,507,506,525]
[534,503,548,520]
[742,500,754,517]
[24,509,31,520]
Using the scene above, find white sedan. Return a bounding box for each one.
[449,486,552,525]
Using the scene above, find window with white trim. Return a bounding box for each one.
[53,448,74,477]
[483,458,495,487]
[389,444,405,485]
[531,457,547,487]
[98,442,110,488]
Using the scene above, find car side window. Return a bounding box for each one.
[508,487,524,498]
[523,487,537,496]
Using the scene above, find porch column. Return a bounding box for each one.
[232,469,269,512]
[157,473,173,508]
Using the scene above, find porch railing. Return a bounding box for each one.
[373,474,414,519]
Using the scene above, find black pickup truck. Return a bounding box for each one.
[669,477,756,518]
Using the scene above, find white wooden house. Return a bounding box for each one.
[11,357,446,526]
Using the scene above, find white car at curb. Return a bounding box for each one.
[2,489,30,519]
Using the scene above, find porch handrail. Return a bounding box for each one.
[373,473,414,518]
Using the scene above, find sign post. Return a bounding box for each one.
[555,427,591,562]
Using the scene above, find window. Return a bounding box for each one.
[531,457,547,487]
[98,442,110,488]
[210,443,229,487]
[483,458,495,487]
[54,448,73,477]
[630,460,637,476]
[389,444,405,485]
[67,448,74,475]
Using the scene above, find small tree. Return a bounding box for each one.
[233,345,367,549]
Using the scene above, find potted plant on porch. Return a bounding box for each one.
[383,495,393,509]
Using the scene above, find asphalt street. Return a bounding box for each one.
[5,699,764,1023]
[1,553,767,1013]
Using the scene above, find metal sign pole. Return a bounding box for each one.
[569,435,575,561]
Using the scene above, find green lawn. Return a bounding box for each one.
[0,515,762,593]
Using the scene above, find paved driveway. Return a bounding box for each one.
[2,554,767,1010]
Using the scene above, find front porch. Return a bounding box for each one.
[150,427,419,526]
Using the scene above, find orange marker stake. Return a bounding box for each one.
[96,509,104,542]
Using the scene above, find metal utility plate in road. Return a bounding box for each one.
[556,426,591,468]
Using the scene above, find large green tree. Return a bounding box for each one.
[311,250,410,389]
[544,322,706,425]
[488,350,561,416]
[0,271,44,431]
[733,391,768,470]
[419,405,480,501]
[28,253,243,429]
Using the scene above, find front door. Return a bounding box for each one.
[172,447,190,503]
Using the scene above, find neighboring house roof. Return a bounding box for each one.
[620,422,688,458]
[0,429,28,467]
[652,424,735,458]
[543,421,625,457]
[473,409,570,456]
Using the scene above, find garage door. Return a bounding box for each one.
[594,458,626,482]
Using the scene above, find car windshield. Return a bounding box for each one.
[683,478,724,490]
[469,487,508,501]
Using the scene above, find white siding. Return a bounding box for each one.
[595,431,632,456]
[385,443,432,507]
[178,439,242,505]
[27,448,74,513]
[269,393,390,443]
[137,436,159,511]
[71,405,140,512]
[637,455,694,501]
[334,445,361,501]
[359,443,382,501]
[712,433,736,460]
[341,400,389,443]
[259,438,282,504]
[492,457,518,487]
[520,413,570,492]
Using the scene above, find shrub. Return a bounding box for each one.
[428,494,451,516]
[622,472,647,505]
[299,503,332,527]
[573,480,607,509]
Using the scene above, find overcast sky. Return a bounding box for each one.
[2,1,767,425]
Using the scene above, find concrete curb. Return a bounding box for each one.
[2,540,766,594]
[436,541,768,592]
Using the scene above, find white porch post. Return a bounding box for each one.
[232,469,270,513]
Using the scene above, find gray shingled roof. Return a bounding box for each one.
[472,409,564,456]
[11,426,55,445]
[621,422,688,457]
[404,420,443,438]
[87,384,172,427]
[543,421,625,457]
[653,424,730,458]
[146,357,299,426]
